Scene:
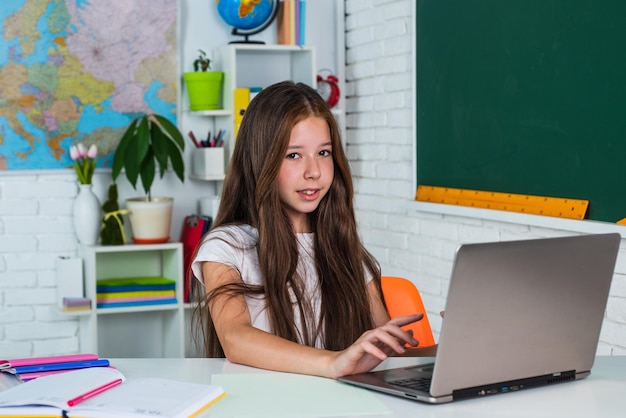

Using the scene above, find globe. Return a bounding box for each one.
[216,0,278,44]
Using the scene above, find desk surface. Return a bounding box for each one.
[112,356,626,417]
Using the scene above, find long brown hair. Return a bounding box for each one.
[191,81,382,357]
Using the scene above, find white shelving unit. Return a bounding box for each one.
[68,243,186,358]
[203,44,317,166]
[218,44,316,104]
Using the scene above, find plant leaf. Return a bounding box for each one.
[123,149,139,189]
[123,117,150,189]
[154,115,185,152]
[140,148,156,195]
[150,123,170,174]
[112,120,137,180]
[136,117,150,161]
[164,139,185,183]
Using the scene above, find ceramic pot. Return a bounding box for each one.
[126,197,174,244]
[73,184,101,245]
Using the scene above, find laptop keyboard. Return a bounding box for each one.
[390,376,432,392]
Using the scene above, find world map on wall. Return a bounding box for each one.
[0,0,177,171]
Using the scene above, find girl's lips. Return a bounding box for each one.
[298,189,320,201]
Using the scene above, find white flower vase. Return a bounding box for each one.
[73,184,102,245]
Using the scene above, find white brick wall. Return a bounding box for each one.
[345,0,626,355]
[0,173,80,357]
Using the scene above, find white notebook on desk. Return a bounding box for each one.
[0,366,225,417]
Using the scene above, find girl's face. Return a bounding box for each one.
[277,116,334,233]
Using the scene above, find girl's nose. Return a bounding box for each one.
[304,157,321,179]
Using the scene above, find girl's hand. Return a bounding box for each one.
[328,313,423,379]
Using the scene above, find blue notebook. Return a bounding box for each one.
[96,299,177,309]
[96,284,174,292]
[13,359,110,374]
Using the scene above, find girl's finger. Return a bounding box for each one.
[358,340,389,360]
[389,313,424,327]
[376,321,419,346]
[363,329,408,354]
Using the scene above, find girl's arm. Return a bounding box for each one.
[367,279,393,326]
[203,261,421,378]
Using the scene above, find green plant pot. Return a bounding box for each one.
[183,72,224,111]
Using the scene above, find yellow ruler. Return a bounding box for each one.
[415,185,589,220]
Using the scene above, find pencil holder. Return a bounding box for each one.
[199,195,221,218]
[192,148,225,178]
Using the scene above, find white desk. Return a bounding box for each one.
[112,356,626,417]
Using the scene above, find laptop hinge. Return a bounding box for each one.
[452,370,576,400]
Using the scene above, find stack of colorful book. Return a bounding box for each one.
[0,354,111,382]
[277,0,306,45]
[96,277,177,308]
[61,297,92,312]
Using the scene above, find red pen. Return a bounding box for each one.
[188,131,201,148]
[67,378,123,407]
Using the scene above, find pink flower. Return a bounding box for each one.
[70,145,80,160]
[69,143,98,184]
[87,144,97,159]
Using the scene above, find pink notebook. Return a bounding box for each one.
[0,353,99,370]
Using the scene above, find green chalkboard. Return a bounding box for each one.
[416,0,626,222]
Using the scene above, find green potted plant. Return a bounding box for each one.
[183,49,224,111]
[112,113,185,244]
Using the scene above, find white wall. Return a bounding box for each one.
[344,0,626,355]
[2,0,626,357]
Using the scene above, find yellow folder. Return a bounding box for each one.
[233,87,250,138]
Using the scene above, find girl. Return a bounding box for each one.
[191,81,424,379]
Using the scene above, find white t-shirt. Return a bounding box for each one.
[192,224,326,347]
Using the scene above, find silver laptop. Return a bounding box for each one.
[339,233,620,404]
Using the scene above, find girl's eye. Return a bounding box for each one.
[319,149,332,157]
[286,152,300,160]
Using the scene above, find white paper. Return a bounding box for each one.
[0,368,224,418]
[70,378,224,418]
[0,367,125,409]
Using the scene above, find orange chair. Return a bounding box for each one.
[381,276,436,347]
